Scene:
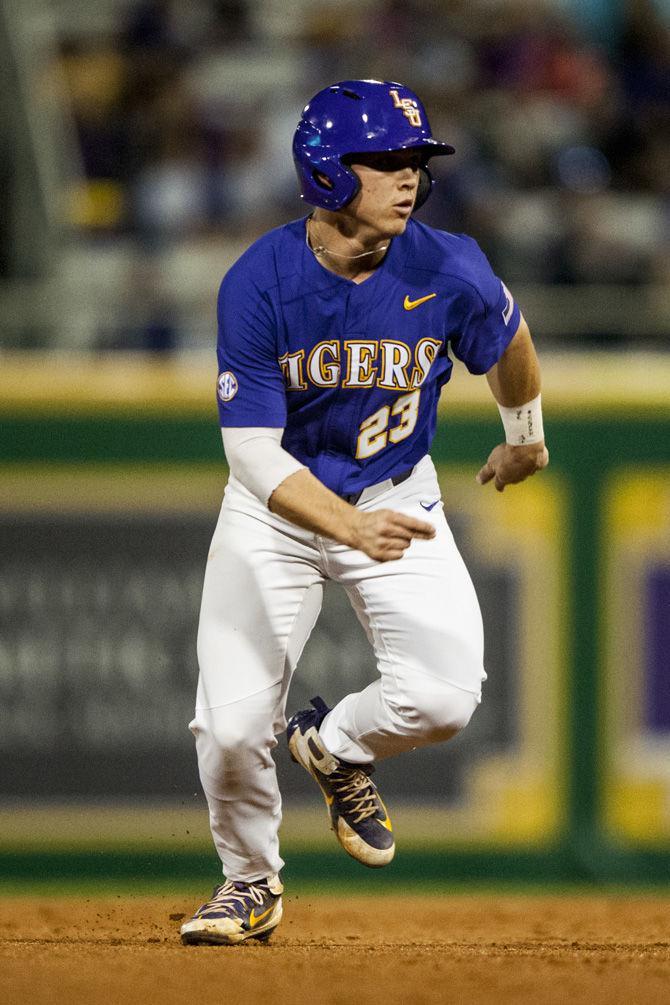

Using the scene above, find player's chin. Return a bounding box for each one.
[384,209,413,235]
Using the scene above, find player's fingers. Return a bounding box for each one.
[388,512,435,538]
[368,540,408,561]
[372,516,414,543]
[384,530,414,546]
[384,538,414,558]
[379,546,405,562]
[377,552,404,563]
[494,475,506,492]
[369,523,425,560]
[376,529,416,548]
[476,462,494,485]
[410,526,435,540]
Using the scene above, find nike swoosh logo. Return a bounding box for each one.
[378,814,393,832]
[404,293,437,311]
[420,500,440,511]
[249,905,275,928]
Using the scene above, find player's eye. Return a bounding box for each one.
[378,154,420,171]
[347,151,423,172]
[374,155,398,171]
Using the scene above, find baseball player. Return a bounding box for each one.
[180,79,548,946]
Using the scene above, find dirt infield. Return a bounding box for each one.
[2,892,670,1004]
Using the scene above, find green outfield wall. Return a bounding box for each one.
[1,352,669,886]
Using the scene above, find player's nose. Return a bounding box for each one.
[397,164,419,185]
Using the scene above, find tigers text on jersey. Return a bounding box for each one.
[216,216,520,497]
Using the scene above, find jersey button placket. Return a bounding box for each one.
[317,286,354,498]
[335,284,371,496]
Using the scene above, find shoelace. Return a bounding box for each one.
[199,880,268,917]
[330,767,380,824]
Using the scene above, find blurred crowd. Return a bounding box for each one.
[40,0,670,348]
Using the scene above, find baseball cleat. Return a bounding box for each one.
[180,873,283,945]
[287,696,395,867]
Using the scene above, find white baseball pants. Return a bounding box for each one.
[190,455,486,881]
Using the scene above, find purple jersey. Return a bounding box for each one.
[215,216,520,496]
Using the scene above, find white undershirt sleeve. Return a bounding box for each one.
[221,427,306,506]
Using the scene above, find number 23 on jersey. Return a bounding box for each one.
[356,390,421,459]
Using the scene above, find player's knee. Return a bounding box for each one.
[432,684,479,736]
[205,716,249,756]
[387,679,479,742]
[190,705,274,778]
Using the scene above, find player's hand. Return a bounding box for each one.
[351,508,436,562]
[476,442,549,493]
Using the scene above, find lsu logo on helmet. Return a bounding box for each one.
[389,88,422,127]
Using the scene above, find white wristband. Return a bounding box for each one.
[497,393,544,445]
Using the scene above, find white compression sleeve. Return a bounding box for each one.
[221,427,306,506]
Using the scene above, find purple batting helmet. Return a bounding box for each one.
[293,79,455,212]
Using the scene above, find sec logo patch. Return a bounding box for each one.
[217,371,238,402]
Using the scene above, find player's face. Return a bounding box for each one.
[346,150,423,238]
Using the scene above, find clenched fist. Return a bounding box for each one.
[476,442,549,493]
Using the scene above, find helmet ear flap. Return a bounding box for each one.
[413,166,433,212]
[333,161,361,207]
[308,160,360,208]
[293,123,361,209]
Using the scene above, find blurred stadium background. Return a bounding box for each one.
[0,0,669,888]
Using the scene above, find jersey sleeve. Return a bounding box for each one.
[215,264,287,427]
[448,238,521,375]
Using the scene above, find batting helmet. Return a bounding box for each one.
[293,79,455,212]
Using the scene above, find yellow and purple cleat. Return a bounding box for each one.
[287,696,395,867]
[180,874,283,945]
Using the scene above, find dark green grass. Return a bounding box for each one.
[1,847,669,897]
[2,879,670,899]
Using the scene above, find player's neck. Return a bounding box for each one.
[307,213,390,282]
